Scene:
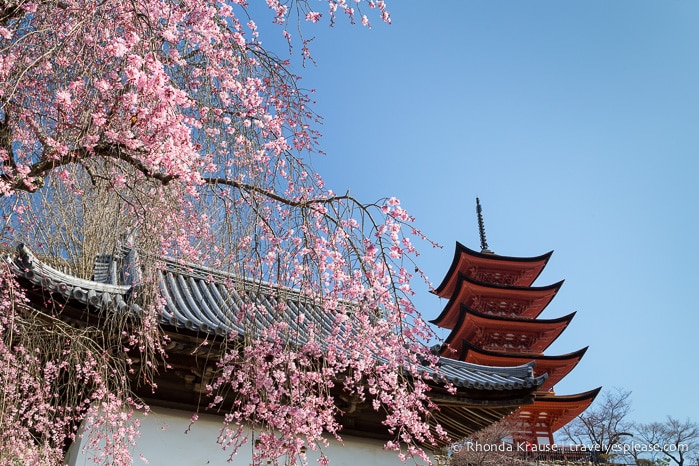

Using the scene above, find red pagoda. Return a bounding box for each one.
[432,199,600,445]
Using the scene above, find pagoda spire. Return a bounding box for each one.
[476,198,493,254]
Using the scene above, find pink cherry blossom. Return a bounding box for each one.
[0,1,449,465]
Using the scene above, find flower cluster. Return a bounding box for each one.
[0,268,140,464]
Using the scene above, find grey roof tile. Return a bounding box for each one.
[6,244,547,392]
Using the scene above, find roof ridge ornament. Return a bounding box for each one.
[476,197,494,254]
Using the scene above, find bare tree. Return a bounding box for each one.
[561,387,634,464]
[628,422,671,466]
[635,418,699,466]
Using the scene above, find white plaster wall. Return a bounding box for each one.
[66,407,433,466]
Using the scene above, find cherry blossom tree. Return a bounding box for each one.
[0,0,446,464]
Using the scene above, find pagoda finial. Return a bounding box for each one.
[476,197,493,254]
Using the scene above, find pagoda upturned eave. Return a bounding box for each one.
[433,242,553,299]
[431,275,564,330]
[460,342,589,392]
[438,308,576,358]
[516,388,601,441]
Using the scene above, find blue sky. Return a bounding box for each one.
[256,1,699,428]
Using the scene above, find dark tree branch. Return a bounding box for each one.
[202,176,356,208]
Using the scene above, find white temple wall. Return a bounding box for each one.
[65,407,433,466]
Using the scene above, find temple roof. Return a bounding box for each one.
[433,242,553,298]
[9,244,548,392]
[7,244,548,444]
[431,275,564,329]
[439,307,576,357]
[460,341,589,392]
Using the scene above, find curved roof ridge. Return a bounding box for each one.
[457,272,565,292]
[462,340,589,360]
[459,305,577,325]
[8,244,131,295]
[418,357,547,391]
[439,357,538,378]
[455,241,554,264]
[534,386,602,402]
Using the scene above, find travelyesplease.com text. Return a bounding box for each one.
[453,442,688,453]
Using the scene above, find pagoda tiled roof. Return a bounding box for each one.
[434,242,553,298]
[460,341,589,391]
[516,388,602,439]
[439,306,576,357]
[431,274,564,329]
[7,244,547,396]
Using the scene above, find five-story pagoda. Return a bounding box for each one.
[431,199,600,445]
